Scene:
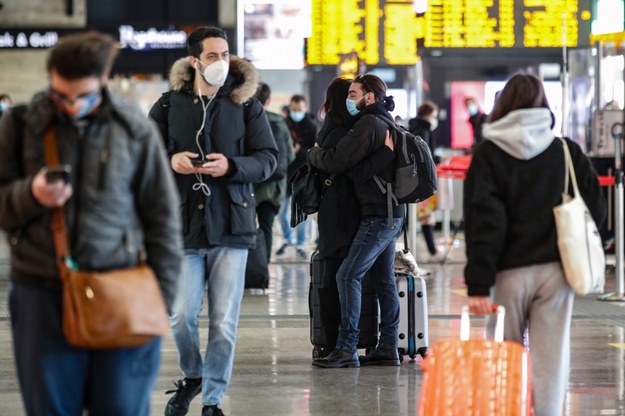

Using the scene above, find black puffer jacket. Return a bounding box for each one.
[0,89,183,310]
[308,103,402,219]
[149,56,278,250]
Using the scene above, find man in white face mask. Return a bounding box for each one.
[149,26,278,416]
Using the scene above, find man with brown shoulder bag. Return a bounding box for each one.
[0,32,183,416]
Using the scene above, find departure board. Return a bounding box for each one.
[306,0,592,66]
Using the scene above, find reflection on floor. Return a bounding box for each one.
[0,232,625,415]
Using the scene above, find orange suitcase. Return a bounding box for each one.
[418,305,533,416]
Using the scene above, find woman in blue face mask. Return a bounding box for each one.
[308,74,404,369]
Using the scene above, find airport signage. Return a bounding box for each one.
[307,0,593,66]
[0,30,62,49]
[118,25,186,51]
[0,26,187,50]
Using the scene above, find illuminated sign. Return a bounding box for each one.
[308,0,420,66]
[118,26,187,50]
[0,27,187,50]
[0,31,60,48]
[307,0,592,66]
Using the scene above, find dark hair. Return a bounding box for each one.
[489,74,552,125]
[320,77,353,127]
[353,74,395,111]
[417,100,438,118]
[47,32,118,79]
[187,26,228,58]
[255,82,271,106]
[290,94,307,104]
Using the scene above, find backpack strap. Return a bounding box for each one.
[160,91,171,140]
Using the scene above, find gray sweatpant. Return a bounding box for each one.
[491,262,574,416]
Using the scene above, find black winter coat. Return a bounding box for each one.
[149,56,278,250]
[464,137,607,296]
[308,103,402,219]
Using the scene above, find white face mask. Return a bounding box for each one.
[430,118,438,131]
[197,60,229,87]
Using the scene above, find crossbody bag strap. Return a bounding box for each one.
[559,138,579,200]
[43,127,71,280]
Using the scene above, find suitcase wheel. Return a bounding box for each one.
[312,346,324,359]
[417,346,428,358]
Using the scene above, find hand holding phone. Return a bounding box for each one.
[45,165,72,183]
[191,158,206,166]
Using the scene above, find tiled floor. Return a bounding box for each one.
[1,232,625,415]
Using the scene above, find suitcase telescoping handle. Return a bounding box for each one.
[460,304,505,342]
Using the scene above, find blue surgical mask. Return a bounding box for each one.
[50,87,102,121]
[289,111,305,122]
[467,104,479,116]
[346,97,363,116]
[0,102,7,112]
[70,91,102,120]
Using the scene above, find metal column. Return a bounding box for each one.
[600,124,625,301]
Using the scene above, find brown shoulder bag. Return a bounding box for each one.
[45,127,169,349]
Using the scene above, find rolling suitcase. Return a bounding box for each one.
[418,305,533,416]
[309,251,379,358]
[396,272,428,361]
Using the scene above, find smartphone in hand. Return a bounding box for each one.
[191,158,206,166]
[44,165,72,183]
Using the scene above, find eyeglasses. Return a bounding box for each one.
[49,88,101,107]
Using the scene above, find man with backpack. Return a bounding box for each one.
[148,26,277,416]
[307,74,403,368]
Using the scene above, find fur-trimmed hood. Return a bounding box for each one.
[167,56,260,105]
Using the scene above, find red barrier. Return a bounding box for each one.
[437,155,615,187]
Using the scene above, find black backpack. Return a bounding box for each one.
[373,116,437,224]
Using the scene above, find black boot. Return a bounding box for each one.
[312,348,359,368]
[359,346,400,366]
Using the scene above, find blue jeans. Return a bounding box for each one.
[170,247,247,407]
[335,217,403,353]
[10,282,161,416]
[278,195,308,247]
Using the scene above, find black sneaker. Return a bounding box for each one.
[275,243,290,256]
[295,247,307,259]
[202,405,225,416]
[164,378,202,416]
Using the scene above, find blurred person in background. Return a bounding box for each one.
[275,94,318,259]
[409,100,443,261]
[0,93,12,118]
[149,26,277,416]
[465,96,487,152]
[464,73,607,416]
[0,31,183,416]
[252,82,295,281]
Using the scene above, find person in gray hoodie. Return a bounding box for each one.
[464,73,607,416]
